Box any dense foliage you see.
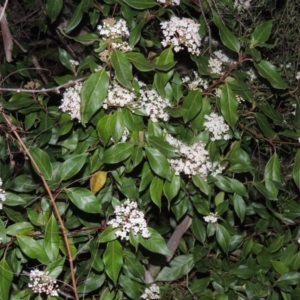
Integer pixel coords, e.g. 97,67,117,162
1,0,300,299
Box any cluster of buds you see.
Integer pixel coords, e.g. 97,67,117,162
203,213,219,223
108,200,151,240
28,269,59,297
0,178,6,209
203,112,231,141
141,284,161,299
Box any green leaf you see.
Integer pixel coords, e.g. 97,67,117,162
44,214,59,261
156,254,194,281
126,52,154,71
268,235,284,253
277,272,300,285
0,260,13,300
123,0,157,9
29,147,52,180
81,70,109,125
227,178,248,197
77,273,105,294
111,50,132,89
271,261,289,275
103,143,133,164
139,162,154,192
66,188,102,213
192,175,211,196
220,84,238,128
17,236,49,264
233,194,246,222
216,224,231,253
139,228,171,256
129,19,145,46
58,48,74,71
124,256,144,279
292,150,300,190
65,3,83,33
182,90,202,123
97,226,117,243
119,275,141,299
150,176,164,209
148,136,178,158
45,257,66,278
254,60,288,89
163,172,181,203
213,13,240,53
59,153,88,181
231,264,257,279
6,222,33,236
46,0,63,23
146,148,172,180
192,216,206,243
265,153,281,183
251,20,273,45
103,240,123,285
256,113,278,139
97,114,112,145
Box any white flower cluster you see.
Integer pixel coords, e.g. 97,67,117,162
165,133,224,177
203,112,231,141
234,0,251,11
208,57,223,75
203,213,218,223
213,50,234,66
98,18,132,51
69,59,79,67
182,71,208,91
102,80,171,122
296,72,300,80
138,88,171,122
160,16,201,56
246,68,257,81
28,269,59,297
107,200,151,240
103,81,136,109
0,178,6,209
141,284,161,300
59,83,82,121
157,0,180,5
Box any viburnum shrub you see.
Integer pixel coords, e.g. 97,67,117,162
1,0,300,299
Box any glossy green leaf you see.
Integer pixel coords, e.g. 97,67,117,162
124,256,144,279
139,162,154,191
65,3,83,33
129,19,145,46
66,188,102,213
123,0,157,9
44,214,59,261
103,143,133,164
277,272,300,285
103,240,123,285
126,52,154,71
192,175,210,195
139,228,171,256
213,13,240,53
46,0,63,23
182,90,202,123
150,176,164,209
0,260,13,300
233,194,246,222
119,275,141,299
81,70,109,125
265,153,281,183
6,222,33,236
256,113,278,139
17,236,49,264
148,136,178,158
220,84,238,128
254,60,288,89
271,260,289,275
58,48,73,71
77,273,105,294
251,20,273,45
292,150,300,190
111,50,132,89
29,147,52,180
146,148,172,180
231,264,257,279
97,226,117,243
59,153,88,181
216,224,231,253
97,114,112,145
163,172,180,203
192,216,206,243
156,254,194,281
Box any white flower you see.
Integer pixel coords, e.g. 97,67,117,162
246,68,257,81
165,133,224,177
108,200,151,240
160,16,201,56
203,213,218,223
213,50,234,65
234,0,252,11
98,18,130,40
141,284,161,299
203,112,231,141
0,178,6,210
182,71,208,91
28,269,59,297
157,0,180,5
69,59,79,67
208,57,223,75
59,83,82,121
296,72,300,80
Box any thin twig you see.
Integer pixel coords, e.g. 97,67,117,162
0,0,8,22
1,113,79,300
0,77,87,93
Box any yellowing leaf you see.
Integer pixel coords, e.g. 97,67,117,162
90,171,107,194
